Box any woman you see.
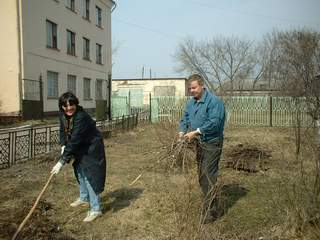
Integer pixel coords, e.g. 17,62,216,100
51,91,106,222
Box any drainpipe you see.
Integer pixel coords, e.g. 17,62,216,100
16,0,23,118
109,0,116,120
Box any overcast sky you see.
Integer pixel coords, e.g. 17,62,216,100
111,0,320,79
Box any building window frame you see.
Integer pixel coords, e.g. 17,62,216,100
96,43,102,64
82,0,90,20
95,79,103,100
95,6,102,28
47,71,59,98
67,30,76,56
65,0,75,11
46,20,58,49
67,74,77,94
83,37,90,60
83,77,91,99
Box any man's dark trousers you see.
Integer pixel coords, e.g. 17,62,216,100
196,138,223,216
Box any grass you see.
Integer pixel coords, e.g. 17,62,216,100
0,124,319,239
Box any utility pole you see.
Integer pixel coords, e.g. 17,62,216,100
141,66,145,79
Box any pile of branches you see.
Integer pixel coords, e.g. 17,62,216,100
158,138,196,172
153,122,196,172
224,143,272,172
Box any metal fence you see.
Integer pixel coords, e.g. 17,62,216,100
146,96,314,127
0,125,59,169
0,115,139,169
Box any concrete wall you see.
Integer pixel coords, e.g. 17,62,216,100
0,0,21,116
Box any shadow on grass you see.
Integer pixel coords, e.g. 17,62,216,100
102,187,144,213
218,183,249,217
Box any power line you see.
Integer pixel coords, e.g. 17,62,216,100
186,0,320,26
113,17,183,39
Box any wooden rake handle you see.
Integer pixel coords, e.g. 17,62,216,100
12,173,55,240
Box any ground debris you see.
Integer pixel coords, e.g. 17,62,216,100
224,143,272,172
0,200,74,240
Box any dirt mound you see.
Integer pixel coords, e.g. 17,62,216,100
0,200,74,240
224,143,272,172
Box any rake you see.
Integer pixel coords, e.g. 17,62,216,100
12,173,55,240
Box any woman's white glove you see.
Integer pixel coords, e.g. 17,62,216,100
61,146,65,155
51,162,63,175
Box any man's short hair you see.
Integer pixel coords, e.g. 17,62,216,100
188,73,204,86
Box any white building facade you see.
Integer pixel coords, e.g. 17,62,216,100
0,0,115,118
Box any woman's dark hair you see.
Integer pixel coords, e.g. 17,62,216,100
58,91,79,112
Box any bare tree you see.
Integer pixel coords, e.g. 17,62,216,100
271,30,320,123
272,30,320,228
174,36,258,95
252,30,281,93
174,37,215,92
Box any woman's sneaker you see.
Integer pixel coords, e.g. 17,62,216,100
83,211,102,222
70,198,89,207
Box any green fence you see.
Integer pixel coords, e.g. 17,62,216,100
111,96,129,118
111,95,315,127
112,95,314,127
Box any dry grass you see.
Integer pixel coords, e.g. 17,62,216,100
0,124,319,239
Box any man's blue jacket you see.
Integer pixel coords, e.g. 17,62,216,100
179,89,225,143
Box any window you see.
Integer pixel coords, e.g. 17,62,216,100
82,0,90,20
83,37,90,60
96,43,102,64
95,79,103,100
67,30,76,55
47,71,59,98
46,20,57,49
65,0,75,11
95,6,102,27
83,78,91,99
67,75,77,94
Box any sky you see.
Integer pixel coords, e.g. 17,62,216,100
111,0,320,79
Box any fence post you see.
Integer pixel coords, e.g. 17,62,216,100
269,96,273,127
39,74,44,121
128,91,131,115
149,93,152,123
122,115,125,131
30,126,34,159
136,113,138,126
127,115,130,130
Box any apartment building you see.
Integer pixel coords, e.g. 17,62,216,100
0,0,115,119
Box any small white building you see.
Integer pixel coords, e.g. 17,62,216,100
0,0,115,119
112,77,188,106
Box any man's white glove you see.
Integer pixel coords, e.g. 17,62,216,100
61,146,65,155
51,161,63,175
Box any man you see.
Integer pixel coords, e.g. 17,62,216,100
179,74,225,224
